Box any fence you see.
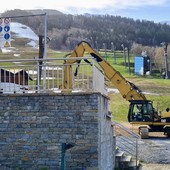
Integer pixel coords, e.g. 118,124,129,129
0,13,107,95
0,57,107,95
113,121,140,168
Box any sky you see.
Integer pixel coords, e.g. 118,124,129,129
1,0,170,23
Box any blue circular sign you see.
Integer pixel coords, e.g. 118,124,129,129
4,33,10,40
4,25,10,32
0,26,2,32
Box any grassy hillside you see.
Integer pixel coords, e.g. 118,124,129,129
109,82,170,122
104,53,170,123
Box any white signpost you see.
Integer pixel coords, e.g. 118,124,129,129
0,17,11,48
0,18,4,48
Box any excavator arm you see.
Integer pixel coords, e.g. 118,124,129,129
63,41,170,138
63,41,146,101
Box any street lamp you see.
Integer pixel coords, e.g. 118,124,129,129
161,42,169,79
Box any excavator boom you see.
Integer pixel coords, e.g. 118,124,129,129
63,41,170,138
63,41,146,101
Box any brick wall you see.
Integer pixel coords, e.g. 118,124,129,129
0,93,115,170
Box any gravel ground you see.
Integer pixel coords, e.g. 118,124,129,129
136,131,170,169
140,163,170,170
139,134,170,163
120,123,170,169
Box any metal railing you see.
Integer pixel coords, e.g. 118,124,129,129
0,57,107,95
113,121,140,168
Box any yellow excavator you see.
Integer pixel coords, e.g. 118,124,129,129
62,41,170,138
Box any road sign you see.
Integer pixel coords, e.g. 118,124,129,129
4,25,10,32
0,17,11,48
4,18,10,24
4,41,10,47
4,33,10,40
0,26,2,32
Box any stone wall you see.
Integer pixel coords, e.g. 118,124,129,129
0,93,115,170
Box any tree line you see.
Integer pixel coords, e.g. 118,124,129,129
2,9,170,75
1,9,170,51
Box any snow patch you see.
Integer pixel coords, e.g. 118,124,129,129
1,47,12,53
27,40,38,48
13,54,21,57
107,88,159,95
107,88,119,93
0,82,28,94
11,22,38,41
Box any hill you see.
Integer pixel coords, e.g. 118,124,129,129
1,9,170,51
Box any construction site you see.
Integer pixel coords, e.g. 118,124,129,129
0,13,170,170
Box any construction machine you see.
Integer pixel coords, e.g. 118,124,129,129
62,41,170,138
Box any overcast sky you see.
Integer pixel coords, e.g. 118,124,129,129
1,0,170,23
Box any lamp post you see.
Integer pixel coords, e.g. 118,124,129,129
161,42,169,79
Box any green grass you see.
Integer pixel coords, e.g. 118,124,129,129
99,52,170,123
106,53,170,122
110,92,170,123
1,47,170,123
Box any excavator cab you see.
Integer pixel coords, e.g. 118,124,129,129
128,100,155,123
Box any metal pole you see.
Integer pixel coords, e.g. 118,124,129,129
90,37,94,48
124,48,127,67
95,40,98,51
37,61,40,93
136,139,138,169
164,43,169,79
114,49,116,64
161,42,169,79
61,143,75,170
127,48,130,75
121,44,126,67
43,13,47,92
61,143,66,170
36,35,44,93
149,57,152,75
92,59,95,90
103,43,107,59
111,42,116,64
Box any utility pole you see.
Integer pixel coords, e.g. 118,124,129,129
121,44,126,67
127,47,131,75
111,42,116,64
161,42,169,79
103,43,107,59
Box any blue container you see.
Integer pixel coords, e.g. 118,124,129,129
134,56,144,75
